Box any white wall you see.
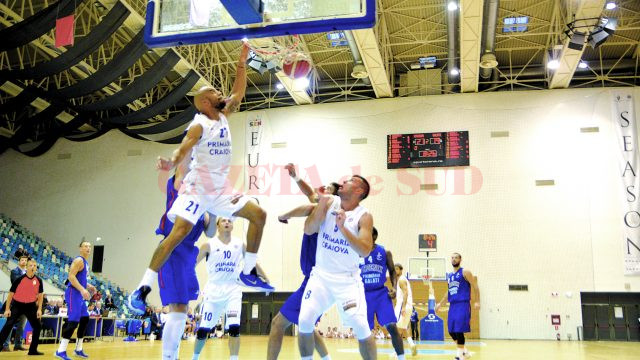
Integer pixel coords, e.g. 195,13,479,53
1,87,639,339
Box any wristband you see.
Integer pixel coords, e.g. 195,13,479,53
293,175,300,182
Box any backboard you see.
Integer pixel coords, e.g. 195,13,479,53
144,0,376,48
407,257,447,281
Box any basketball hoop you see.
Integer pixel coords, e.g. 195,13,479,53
245,35,311,77
421,275,431,286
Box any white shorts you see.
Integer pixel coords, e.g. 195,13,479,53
199,289,242,329
167,192,252,225
298,267,370,339
395,304,412,330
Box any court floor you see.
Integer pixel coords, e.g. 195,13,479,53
4,336,638,359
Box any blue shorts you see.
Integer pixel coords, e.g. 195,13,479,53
65,287,88,322
365,287,397,329
280,277,309,325
158,242,199,306
448,301,471,333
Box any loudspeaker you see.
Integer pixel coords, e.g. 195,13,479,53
92,245,104,273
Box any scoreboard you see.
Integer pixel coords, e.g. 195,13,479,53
387,131,470,169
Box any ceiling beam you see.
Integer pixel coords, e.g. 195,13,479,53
459,0,484,92
351,29,393,98
548,0,607,89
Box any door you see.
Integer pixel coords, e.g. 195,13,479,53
611,305,628,341
626,305,639,341
581,305,597,340
596,306,611,340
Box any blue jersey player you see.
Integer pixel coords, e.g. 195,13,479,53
153,162,215,360
266,164,335,360
55,241,96,360
359,227,406,359
436,253,480,360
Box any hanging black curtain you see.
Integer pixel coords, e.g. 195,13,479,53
93,70,199,125
0,0,81,52
126,106,196,135
0,2,130,80
77,50,180,111
0,89,38,115
52,30,148,98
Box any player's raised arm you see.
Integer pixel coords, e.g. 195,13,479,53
304,195,332,235
285,163,317,203
222,42,250,117
278,204,315,223
336,211,373,257
157,124,203,171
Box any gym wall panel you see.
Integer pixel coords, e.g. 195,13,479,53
0,87,639,339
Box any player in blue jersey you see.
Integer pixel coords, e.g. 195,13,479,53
266,163,336,360
55,241,96,360
360,227,406,359
154,159,216,360
435,253,480,360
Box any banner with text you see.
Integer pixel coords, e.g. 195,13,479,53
612,91,640,275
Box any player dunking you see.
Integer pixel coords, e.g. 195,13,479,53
267,164,333,360
129,42,273,316
436,253,480,360
298,175,377,360
192,217,269,360
359,228,406,359
394,263,417,356
54,241,96,360
155,158,215,360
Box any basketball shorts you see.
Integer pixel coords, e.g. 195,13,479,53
65,287,88,322
168,190,252,225
298,267,370,339
395,304,412,330
159,243,199,306
365,287,397,329
448,301,471,333
198,289,242,330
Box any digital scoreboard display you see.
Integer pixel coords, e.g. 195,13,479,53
387,131,470,169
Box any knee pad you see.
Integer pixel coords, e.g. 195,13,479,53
62,321,79,339
227,324,240,337
196,328,210,340
449,332,458,341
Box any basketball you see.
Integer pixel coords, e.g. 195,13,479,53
282,57,311,79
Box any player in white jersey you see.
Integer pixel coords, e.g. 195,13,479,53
298,175,377,360
394,263,417,356
129,42,273,319
191,217,269,360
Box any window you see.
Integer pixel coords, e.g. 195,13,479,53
503,16,529,33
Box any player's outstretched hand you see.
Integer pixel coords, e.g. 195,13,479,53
284,163,296,178
157,156,174,171
278,215,289,224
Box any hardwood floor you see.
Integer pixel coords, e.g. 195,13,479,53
3,336,639,359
